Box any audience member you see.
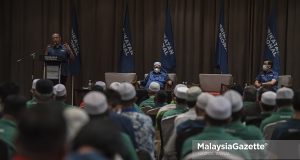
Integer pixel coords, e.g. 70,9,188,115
224,90,263,140
116,82,155,159
139,81,160,108
53,84,73,108
0,95,26,159
14,103,66,160
27,79,54,108
181,96,250,159
63,107,90,142
272,90,300,139
83,91,138,160
174,86,202,127
0,82,20,115
154,90,168,108
260,87,294,131
26,79,39,107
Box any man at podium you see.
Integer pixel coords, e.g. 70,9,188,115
45,33,74,85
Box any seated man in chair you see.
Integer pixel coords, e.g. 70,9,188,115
138,62,172,89
254,60,279,91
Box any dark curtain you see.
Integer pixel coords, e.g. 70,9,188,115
1,0,300,99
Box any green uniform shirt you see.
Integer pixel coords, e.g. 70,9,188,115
26,98,37,108
0,119,17,158
260,106,294,131
121,133,139,160
181,126,251,159
226,121,263,140
162,104,188,119
139,96,155,108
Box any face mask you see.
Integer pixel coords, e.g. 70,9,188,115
154,68,160,73
262,65,269,71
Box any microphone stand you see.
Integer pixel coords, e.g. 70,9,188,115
17,52,37,81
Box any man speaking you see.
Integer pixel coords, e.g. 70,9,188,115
255,60,279,91
45,33,74,85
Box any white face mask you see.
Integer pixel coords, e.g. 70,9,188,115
154,68,160,73
262,65,269,71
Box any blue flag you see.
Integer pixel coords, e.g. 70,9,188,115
160,3,176,73
215,2,229,74
120,5,134,73
264,9,280,74
69,1,81,75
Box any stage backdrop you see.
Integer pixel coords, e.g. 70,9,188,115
1,0,300,98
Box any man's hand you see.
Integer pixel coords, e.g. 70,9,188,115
63,43,75,60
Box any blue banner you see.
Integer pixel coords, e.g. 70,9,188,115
160,3,176,73
264,9,280,74
120,5,134,73
215,2,229,74
69,1,81,75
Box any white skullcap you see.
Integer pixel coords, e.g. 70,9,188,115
205,96,232,120
223,90,243,112
174,84,187,95
186,86,202,102
149,82,160,92
95,81,106,90
261,91,276,106
83,91,108,115
64,107,90,142
154,62,161,67
118,82,136,101
32,79,40,89
196,92,215,109
109,82,121,91
174,86,188,100
276,87,294,99
53,84,67,97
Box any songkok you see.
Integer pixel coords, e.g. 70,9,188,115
154,62,161,67
83,91,108,115
224,90,243,112
174,86,188,100
53,84,67,97
35,79,53,96
261,91,276,106
149,82,160,92
31,79,40,89
276,87,294,99
196,92,214,109
64,107,89,141
118,83,136,101
95,81,106,90
186,86,202,102
205,96,231,120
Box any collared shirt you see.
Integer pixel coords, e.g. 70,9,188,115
0,118,17,159
139,96,155,108
174,108,197,127
260,106,294,131
47,44,70,76
121,107,155,160
143,71,169,89
26,98,37,108
162,104,188,119
256,70,279,91
226,121,263,140
181,126,251,159
109,112,137,148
